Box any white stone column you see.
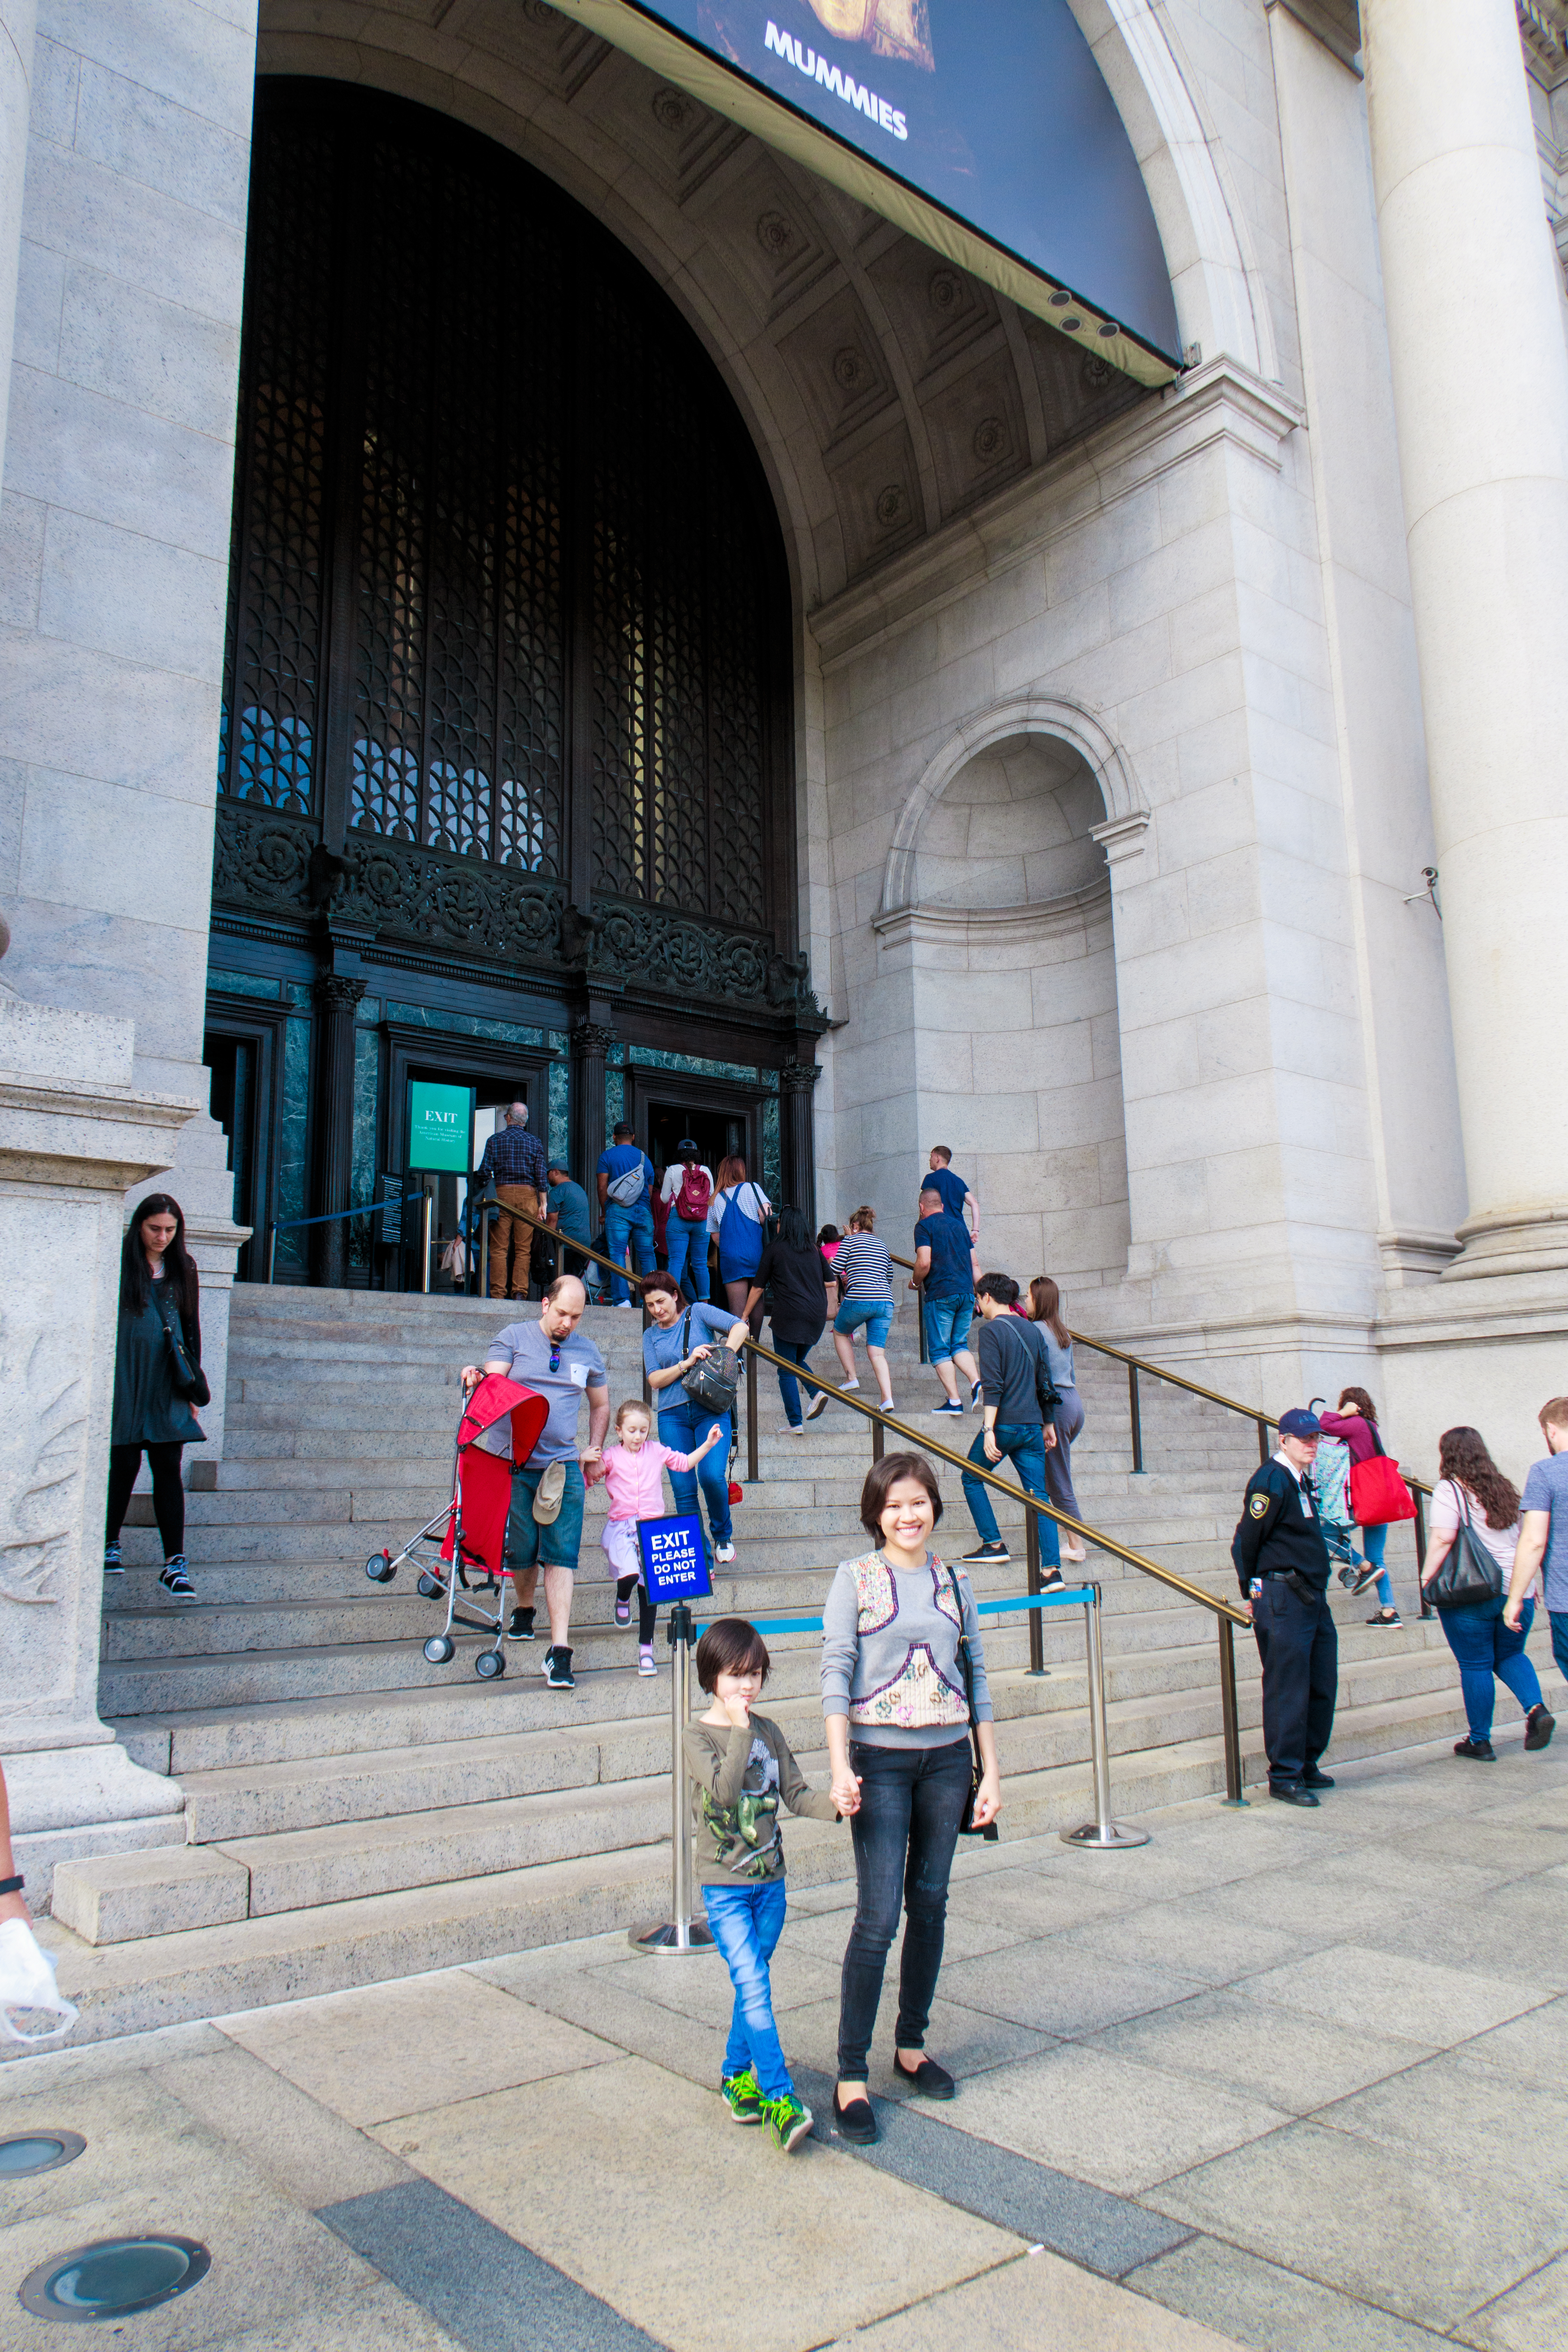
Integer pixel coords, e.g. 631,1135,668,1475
0,0,35,478
1364,0,1568,1277
0,1001,189,1905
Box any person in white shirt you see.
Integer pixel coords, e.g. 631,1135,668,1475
660,1140,715,1302
1421,1424,1554,1761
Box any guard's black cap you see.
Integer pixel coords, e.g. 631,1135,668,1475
1277,1408,1322,1440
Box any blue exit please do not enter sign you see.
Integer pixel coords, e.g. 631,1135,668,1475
637,1513,713,1603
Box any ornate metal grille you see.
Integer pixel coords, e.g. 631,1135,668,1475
218,81,787,940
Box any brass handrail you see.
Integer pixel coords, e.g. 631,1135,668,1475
739,1330,1249,1629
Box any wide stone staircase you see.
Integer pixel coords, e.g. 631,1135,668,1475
40,1285,1552,2043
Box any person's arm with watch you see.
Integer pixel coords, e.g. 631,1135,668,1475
646,1305,748,1392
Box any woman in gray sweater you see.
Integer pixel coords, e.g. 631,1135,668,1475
821,1452,1000,2144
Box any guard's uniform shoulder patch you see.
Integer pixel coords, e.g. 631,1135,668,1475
1249,1493,1270,1519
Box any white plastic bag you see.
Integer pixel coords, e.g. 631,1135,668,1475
0,1916,78,2046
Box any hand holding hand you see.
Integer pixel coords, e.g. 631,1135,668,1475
830,1767,862,1817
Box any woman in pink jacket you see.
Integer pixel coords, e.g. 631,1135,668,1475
1319,1386,1401,1627
599,1400,724,1673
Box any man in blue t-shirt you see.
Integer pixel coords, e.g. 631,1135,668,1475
1506,1396,1568,1690
921,1145,978,1242
912,1184,980,1415
596,1122,656,1307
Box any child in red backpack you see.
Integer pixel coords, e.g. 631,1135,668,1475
660,1140,714,1302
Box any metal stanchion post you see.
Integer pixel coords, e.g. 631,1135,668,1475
872,1412,884,1464
1061,1585,1149,1850
1412,1484,1432,1618
420,1191,432,1295
746,1347,759,1482
1128,1363,1145,1473
642,1304,652,1409
1025,1511,1047,1677
1217,1613,1247,1805
266,1227,278,1286
629,1601,716,1956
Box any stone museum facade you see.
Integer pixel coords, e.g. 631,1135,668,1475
0,3,1565,1854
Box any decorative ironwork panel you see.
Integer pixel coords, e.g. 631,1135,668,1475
219,114,334,812
217,82,790,970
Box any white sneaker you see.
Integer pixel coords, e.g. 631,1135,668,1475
638,1647,658,1676
777,1424,805,1436
804,1391,830,1421
879,1400,896,1415
615,1299,638,1310
716,1543,736,1564
839,1378,861,1393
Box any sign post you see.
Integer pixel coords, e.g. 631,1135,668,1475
630,1513,717,1957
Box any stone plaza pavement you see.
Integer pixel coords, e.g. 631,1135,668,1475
2,1733,1565,2351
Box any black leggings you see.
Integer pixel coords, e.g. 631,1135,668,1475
106,1442,185,1559
616,1574,658,1644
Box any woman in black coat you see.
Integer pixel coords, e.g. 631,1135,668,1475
104,1194,206,1599
745,1206,832,1433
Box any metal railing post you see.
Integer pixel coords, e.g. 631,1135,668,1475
1412,1481,1431,1617
746,1345,759,1482
420,1192,432,1295
1061,1585,1149,1850
1256,1416,1271,1467
872,1412,884,1464
642,1302,652,1409
1217,1613,1247,1805
630,1601,716,1957
916,1275,928,1365
1128,1362,1144,1474
1025,1509,1047,1677
266,1226,278,1286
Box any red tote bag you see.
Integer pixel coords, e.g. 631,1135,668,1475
1348,1424,1417,1528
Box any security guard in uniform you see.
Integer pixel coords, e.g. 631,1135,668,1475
1232,1407,1338,1807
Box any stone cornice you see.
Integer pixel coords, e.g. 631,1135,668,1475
808,359,1304,673
0,1072,199,1191
1265,1,1362,74
873,876,1112,952
1519,0,1568,83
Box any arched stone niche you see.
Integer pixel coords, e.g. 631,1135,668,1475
873,716,1141,1291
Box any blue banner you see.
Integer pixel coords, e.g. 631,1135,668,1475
637,1511,715,1602
554,0,1179,381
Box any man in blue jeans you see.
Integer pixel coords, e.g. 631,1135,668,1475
911,1183,980,1415
1506,1395,1568,1687
596,1121,656,1307
959,1272,1060,1577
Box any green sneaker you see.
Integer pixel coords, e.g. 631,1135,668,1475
764,2092,814,2153
720,2069,763,2125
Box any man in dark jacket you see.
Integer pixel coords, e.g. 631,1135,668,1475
1233,1406,1338,1807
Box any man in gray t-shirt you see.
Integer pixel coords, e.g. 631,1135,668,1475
462,1275,609,1690
1506,1396,1568,1696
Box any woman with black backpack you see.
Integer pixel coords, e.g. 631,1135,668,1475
103,1194,208,1600
958,1273,1061,1582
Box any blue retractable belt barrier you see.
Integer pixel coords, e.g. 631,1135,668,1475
693,1586,1096,1639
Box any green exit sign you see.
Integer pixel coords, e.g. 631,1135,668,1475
408,1079,474,1173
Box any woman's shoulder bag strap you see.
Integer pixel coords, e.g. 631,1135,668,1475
943,1564,998,1843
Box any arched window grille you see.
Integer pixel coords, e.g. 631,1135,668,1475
218,80,790,938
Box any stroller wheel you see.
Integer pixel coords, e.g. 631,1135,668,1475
423,1634,456,1665
475,1648,505,1680
416,1571,445,1599
365,1550,395,1583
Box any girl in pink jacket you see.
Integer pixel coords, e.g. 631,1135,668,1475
600,1400,724,1674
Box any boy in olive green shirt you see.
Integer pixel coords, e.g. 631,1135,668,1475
683,1617,842,2151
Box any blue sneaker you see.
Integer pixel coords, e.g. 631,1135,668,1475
103,1543,124,1575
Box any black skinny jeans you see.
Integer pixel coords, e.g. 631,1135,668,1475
106,1441,185,1559
837,1736,972,2082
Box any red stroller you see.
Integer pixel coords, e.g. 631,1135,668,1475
365,1373,548,1678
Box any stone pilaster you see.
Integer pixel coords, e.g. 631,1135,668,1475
777,1055,821,1225
570,1020,616,1199
1364,0,1568,1278
310,974,367,1288
0,1000,189,1905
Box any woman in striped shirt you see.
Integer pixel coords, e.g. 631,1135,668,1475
830,1206,897,1415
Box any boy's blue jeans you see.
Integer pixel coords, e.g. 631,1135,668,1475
702,1878,793,2101
961,1423,1061,1567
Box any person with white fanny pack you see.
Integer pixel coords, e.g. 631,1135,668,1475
0,1763,77,2049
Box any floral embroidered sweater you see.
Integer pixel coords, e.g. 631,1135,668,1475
820,1552,993,1749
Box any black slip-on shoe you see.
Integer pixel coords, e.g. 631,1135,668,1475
1524,1704,1556,1752
833,2090,878,2144
1269,1782,1319,1808
1454,1736,1496,1761
895,2055,956,2100
1303,1767,1335,1789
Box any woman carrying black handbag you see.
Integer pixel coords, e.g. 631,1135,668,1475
104,1194,207,1600
640,1274,750,1567
1421,1425,1554,1761
821,1451,1001,2146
